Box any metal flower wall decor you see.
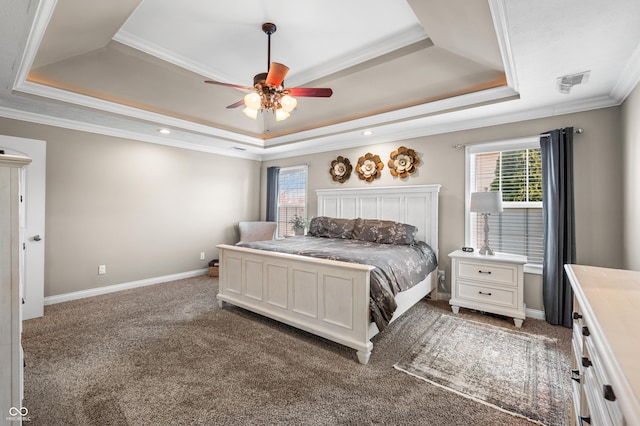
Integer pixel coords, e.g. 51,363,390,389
388,146,419,178
356,153,384,182
330,156,352,183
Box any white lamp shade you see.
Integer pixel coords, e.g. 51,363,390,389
242,107,258,120
275,108,290,121
280,95,297,113
244,92,262,110
470,191,503,213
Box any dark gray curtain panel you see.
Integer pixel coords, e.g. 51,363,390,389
541,128,576,327
266,166,280,222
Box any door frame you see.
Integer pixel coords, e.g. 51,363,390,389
0,135,46,319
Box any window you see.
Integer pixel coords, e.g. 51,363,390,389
466,138,543,265
276,165,307,238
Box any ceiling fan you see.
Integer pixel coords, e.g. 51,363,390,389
205,23,333,121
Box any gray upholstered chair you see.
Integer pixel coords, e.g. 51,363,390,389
237,221,277,243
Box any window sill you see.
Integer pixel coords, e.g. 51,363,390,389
524,263,543,275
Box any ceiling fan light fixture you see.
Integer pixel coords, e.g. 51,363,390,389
244,92,262,110
276,108,291,121
205,22,332,122
275,108,291,121
280,94,297,113
243,107,258,120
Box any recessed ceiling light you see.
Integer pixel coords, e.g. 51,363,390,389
362,130,373,136
158,128,171,134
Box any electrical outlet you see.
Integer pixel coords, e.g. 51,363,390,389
200,252,205,260
98,265,106,275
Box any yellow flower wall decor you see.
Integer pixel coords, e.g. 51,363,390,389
330,156,352,183
356,153,384,182
388,146,419,178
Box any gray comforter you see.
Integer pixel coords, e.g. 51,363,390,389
236,236,438,330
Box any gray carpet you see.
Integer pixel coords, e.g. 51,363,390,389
22,275,572,425
394,315,568,425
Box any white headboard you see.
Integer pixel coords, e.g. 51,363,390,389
316,184,440,257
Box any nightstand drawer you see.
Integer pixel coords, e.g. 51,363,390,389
457,261,518,286
457,280,517,309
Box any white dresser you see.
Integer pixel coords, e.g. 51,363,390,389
449,250,527,327
565,264,640,426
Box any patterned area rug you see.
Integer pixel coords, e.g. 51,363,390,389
394,315,568,425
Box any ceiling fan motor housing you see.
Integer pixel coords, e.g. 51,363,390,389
262,23,277,35
253,72,268,87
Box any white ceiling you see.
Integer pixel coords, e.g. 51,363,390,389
1,0,640,161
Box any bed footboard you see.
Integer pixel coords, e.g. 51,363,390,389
216,244,376,364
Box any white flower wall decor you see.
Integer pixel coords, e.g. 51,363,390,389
330,156,352,183
388,146,419,178
356,153,384,182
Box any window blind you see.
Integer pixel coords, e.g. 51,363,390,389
276,165,307,237
469,146,543,264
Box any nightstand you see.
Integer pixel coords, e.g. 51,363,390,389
448,250,527,327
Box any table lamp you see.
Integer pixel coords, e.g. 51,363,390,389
469,190,503,255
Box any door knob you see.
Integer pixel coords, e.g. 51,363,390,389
33,235,42,241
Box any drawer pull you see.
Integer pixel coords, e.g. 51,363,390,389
603,385,616,401
570,369,580,383
573,311,583,320
582,326,590,337
582,357,592,368
478,270,492,274
478,291,492,296
579,416,591,425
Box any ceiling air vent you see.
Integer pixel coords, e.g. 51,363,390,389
557,71,590,94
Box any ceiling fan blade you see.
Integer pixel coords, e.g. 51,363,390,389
287,87,333,98
205,80,253,92
226,99,246,109
265,62,289,87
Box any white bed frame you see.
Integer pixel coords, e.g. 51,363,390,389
216,184,440,364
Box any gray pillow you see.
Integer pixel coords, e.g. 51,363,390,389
307,217,356,239
352,218,417,245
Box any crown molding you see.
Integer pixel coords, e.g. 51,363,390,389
112,30,240,84
14,79,264,147
14,0,57,83
2,87,619,163
0,106,262,160
286,25,429,87
260,94,620,160
610,41,640,102
263,85,520,148
488,0,519,92
113,25,428,89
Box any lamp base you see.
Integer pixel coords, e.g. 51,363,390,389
479,212,495,255
478,245,495,255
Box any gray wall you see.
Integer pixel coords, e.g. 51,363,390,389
261,107,624,311
1,104,627,303
622,83,640,271
0,118,261,296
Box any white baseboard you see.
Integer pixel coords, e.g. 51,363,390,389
435,292,451,301
525,308,546,320
44,269,209,305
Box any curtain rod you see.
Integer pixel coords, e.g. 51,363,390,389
540,127,584,138
454,128,583,149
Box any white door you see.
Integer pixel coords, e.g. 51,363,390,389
0,135,46,319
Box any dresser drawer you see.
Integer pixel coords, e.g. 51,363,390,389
457,280,517,309
456,261,518,287
583,337,625,425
